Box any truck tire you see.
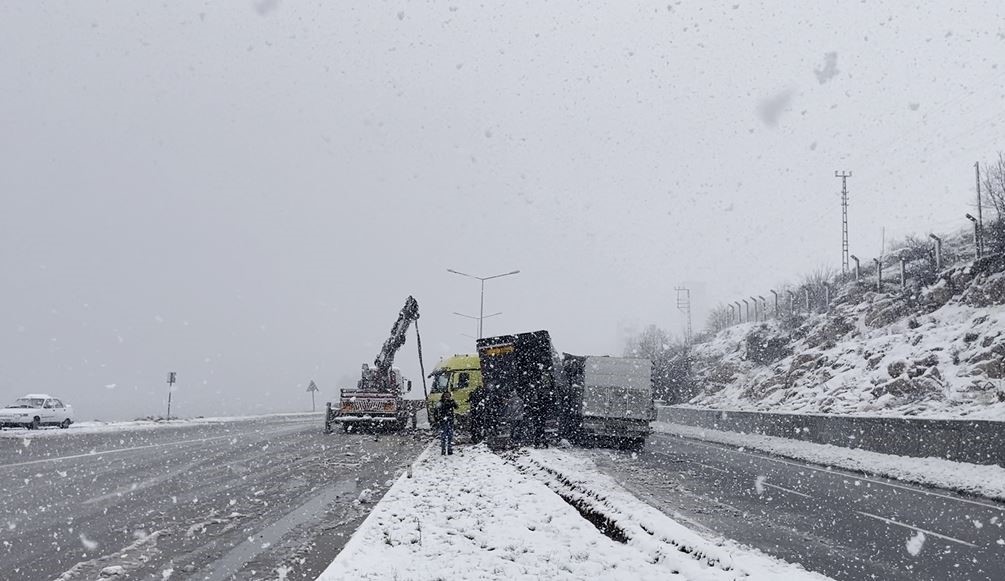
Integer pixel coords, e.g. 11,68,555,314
60,419,71,429
29,417,40,430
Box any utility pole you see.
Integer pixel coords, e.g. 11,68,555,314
850,255,861,282
976,162,984,256
836,171,852,279
675,286,692,344
166,372,176,420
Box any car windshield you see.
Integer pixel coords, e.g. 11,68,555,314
10,398,44,408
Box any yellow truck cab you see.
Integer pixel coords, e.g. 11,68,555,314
427,353,482,426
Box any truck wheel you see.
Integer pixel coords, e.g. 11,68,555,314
29,417,40,430
60,419,71,429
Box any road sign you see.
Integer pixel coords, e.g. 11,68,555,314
307,380,319,412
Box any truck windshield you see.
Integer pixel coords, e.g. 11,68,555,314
430,373,449,394
11,398,44,408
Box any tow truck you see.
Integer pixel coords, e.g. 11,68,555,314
324,296,426,433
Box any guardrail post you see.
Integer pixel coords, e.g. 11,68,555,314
324,402,333,434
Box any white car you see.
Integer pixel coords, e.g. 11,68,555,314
0,394,74,430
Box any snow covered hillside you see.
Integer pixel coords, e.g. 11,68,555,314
690,248,1005,420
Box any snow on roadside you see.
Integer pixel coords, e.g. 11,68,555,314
514,448,831,580
318,444,832,581
655,422,1005,501
0,411,322,439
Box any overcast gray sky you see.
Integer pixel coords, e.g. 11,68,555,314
2,1,1003,420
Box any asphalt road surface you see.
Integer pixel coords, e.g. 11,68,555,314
580,428,1005,581
0,415,427,580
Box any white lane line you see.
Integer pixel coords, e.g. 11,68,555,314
762,482,812,499
3,433,245,468
855,510,978,548
660,433,1005,511
695,462,729,473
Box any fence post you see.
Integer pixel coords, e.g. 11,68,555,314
929,234,943,272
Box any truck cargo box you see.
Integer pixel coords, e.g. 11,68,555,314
560,355,654,448
476,330,557,449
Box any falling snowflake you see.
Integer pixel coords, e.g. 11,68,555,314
906,531,926,556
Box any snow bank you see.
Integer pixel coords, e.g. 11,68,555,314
0,411,322,439
515,448,831,580
655,422,1005,501
318,444,831,580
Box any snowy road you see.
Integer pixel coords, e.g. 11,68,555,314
0,415,426,580
581,430,1005,581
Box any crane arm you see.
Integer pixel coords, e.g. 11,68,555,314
372,295,420,378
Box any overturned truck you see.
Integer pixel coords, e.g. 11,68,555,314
476,330,557,449
475,330,654,450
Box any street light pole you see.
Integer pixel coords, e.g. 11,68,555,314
453,311,501,339
966,214,980,260
447,269,520,338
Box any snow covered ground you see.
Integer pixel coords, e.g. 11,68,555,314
0,411,322,438
655,421,1005,501
318,443,831,580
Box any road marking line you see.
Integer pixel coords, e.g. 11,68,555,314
695,462,729,473
855,510,978,548
762,482,812,499
2,433,249,469
659,433,1005,512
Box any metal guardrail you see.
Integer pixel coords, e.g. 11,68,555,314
657,405,1005,466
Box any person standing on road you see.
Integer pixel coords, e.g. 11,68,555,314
438,389,458,455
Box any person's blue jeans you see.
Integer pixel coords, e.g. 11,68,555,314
440,421,454,455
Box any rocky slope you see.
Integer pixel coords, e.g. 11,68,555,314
689,254,1005,420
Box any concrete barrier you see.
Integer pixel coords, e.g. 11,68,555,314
657,406,1004,466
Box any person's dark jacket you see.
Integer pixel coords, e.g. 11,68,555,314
437,396,458,426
